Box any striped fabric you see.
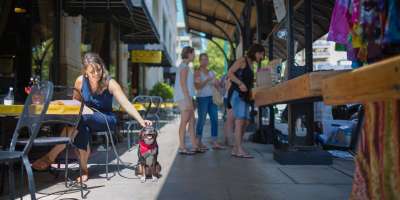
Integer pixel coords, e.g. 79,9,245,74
351,100,400,200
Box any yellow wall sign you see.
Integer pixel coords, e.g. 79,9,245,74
131,50,162,64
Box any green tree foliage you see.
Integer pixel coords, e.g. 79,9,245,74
193,39,230,79
149,82,174,100
32,39,53,81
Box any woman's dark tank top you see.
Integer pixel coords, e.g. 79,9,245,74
231,57,254,102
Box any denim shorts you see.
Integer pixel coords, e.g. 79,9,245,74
230,90,250,120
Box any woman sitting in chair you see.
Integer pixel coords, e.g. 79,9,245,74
32,52,152,182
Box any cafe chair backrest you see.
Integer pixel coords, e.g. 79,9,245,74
53,85,75,99
132,95,152,117
149,96,163,116
9,81,54,155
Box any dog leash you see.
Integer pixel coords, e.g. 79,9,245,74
90,107,140,179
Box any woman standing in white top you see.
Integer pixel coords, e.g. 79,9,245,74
194,53,225,150
174,46,203,154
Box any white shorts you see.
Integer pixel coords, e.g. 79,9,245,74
177,98,194,111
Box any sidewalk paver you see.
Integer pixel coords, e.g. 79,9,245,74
12,117,354,200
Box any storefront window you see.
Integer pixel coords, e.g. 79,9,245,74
31,0,55,81
81,17,92,54
109,24,118,79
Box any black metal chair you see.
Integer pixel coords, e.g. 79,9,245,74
148,96,163,131
16,85,87,198
0,81,53,200
125,96,152,149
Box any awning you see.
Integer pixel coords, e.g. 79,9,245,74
121,1,160,44
64,0,173,66
63,0,159,44
267,0,335,59
183,0,256,42
183,0,334,60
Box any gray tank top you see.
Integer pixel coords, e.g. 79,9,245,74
196,71,214,97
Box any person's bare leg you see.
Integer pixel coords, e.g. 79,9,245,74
188,110,199,150
76,146,90,182
223,109,234,146
179,110,190,150
234,119,247,155
47,127,77,161
32,127,75,170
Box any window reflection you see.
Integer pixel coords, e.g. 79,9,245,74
31,0,55,81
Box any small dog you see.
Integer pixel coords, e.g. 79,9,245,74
135,126,161,182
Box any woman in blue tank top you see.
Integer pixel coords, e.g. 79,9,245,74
32,53,152,182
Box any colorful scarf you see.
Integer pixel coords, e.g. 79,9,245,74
351,100,400,200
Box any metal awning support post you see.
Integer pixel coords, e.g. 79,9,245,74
241,1,256,124
242,0,253,53
304,0,314,145
256,1,276,144
287,0,296,146
215,0,244,49
268,36,276,136
187,14,236,61
256,38,277,144
53,0,62,85
254,0,262,44
305,0,313,73
287,0,314,147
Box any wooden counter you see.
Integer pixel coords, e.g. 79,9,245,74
254,70,347,106
322,55,400,105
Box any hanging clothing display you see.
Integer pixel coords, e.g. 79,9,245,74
350,100,400,200
328,0,400,67
328,0,351,44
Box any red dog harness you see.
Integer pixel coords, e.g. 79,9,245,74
139,140,157,156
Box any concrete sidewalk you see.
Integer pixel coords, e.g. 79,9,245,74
15,117,354,200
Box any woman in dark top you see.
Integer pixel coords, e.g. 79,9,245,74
228,44,265,158
32,52,152,182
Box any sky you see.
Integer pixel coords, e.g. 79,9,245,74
177,0,184,23
176,0,207,51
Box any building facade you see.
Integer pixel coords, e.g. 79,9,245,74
295,35,351,71
140,0,177,94
0,0,177,101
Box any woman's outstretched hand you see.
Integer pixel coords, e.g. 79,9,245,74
141,120,153,127
239,83,248,92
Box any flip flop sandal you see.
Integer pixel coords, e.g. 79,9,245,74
75,168,89,183
199,146,209,151
192,148,206,153
76,173,89,183
212,146,226,150
32,156,54,171
233,154,254,159
178,148,195,155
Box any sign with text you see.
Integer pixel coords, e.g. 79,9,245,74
131,50,162,64
273,0,286,22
